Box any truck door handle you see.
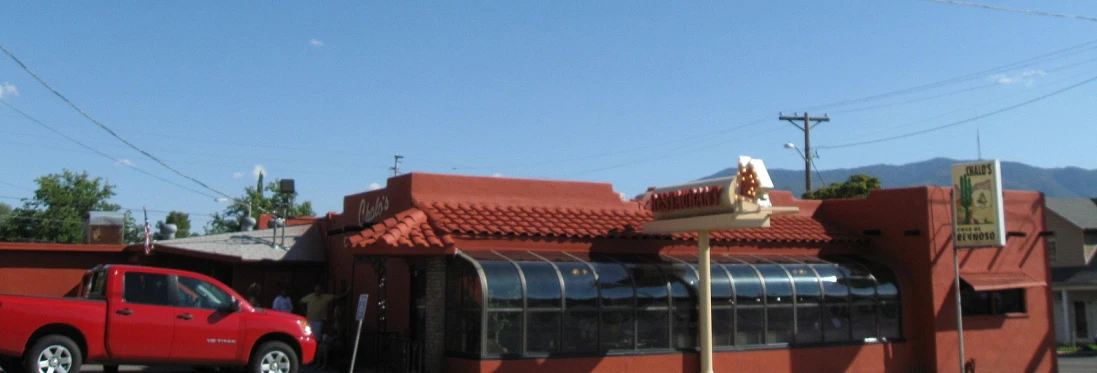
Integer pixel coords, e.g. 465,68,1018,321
177,313,193,320
116,309,133,316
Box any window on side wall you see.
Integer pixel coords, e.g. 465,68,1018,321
960,283,1025,316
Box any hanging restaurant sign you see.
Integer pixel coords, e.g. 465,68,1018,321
645,156,792,233
951,159,1006,248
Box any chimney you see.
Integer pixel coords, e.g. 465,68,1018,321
159,223,178,240
84,211,125,244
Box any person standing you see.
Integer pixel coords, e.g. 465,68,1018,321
271,286,294,313
245,282,262,306
300,283,349,334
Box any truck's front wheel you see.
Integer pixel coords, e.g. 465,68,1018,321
23,335,82,373
248,341,297,373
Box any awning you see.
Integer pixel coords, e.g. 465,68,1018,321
961,272,1046,291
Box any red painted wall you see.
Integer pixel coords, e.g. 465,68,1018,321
445,343,916,373
815,187,1056,373
0,249,128,296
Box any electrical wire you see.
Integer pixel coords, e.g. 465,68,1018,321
819,73,1097,149
929,0,1097,23
0,43,234,200
799,39,1097,111
0,99,219,199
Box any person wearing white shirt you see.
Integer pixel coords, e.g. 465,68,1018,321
272,287,294,313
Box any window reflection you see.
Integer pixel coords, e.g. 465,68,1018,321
445,252,903,357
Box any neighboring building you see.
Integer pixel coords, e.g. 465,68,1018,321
0,172,1057,373
1047,198,1097,345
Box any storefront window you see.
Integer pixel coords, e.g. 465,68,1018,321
482,261,522,309
789,265,823,344
518,261,562,308
445,252,903,358
486,312,522,355
527,311,561,353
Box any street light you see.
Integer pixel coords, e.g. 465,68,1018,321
783,143,823,195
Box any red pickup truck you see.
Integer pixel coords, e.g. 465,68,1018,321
0,265,316,373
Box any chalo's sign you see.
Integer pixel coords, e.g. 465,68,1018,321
951,159,1006,247
358,195,390,226
649,156,774,220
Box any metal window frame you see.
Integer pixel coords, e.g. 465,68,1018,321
445,252,904,359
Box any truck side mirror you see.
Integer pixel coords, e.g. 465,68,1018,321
218,299,239,313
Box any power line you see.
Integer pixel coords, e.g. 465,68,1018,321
800,38,1097,111
0,43,233,200
829,55,1097,115
819,73,1097,149
563,126,784,177
0,99,219,199
0,181,30,190
838,64,1097,143
929,0,1097,23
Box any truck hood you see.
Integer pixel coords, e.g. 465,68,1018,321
254,308,306,321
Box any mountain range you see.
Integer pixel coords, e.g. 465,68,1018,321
702,158,1097,198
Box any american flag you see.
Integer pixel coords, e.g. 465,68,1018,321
143,207,153,255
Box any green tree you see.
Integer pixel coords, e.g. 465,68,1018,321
0,202,12,230
205,180,314,234
0,170,138,243
156,211,192,238
802,173,882,200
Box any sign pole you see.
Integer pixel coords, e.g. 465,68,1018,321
348,294,369,373
698,230,713,373
949,188,966,373
953,239,966,373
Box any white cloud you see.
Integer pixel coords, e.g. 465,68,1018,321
0,82,17,99
309,39,324,47
492,173,504,177
114,159,136,167
232,172,244,179
993,69,1046,86
252,165,267,179
368,182,382,191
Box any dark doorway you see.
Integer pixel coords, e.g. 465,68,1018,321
1074,301,1088,340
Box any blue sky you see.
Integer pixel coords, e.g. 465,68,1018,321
1,1,1095,229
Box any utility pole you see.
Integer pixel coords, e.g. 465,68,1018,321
779,112,830,194
390,154,404,176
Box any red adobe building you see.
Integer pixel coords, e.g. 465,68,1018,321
319,172,1055,373
0,171,1056,372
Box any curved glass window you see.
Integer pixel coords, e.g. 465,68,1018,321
666,262,698,349
788,265,823,344
518,261,562,309
445,251,903,358
481,260,523,309
592,259,635,308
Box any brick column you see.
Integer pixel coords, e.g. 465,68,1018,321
423,256,447,373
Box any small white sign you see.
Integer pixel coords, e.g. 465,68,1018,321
355,294,369,321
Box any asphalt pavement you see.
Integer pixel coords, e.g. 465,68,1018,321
1060,353,1097,373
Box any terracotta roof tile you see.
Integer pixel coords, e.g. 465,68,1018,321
417,201,861,244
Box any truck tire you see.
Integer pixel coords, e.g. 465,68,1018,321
248,341,297,373
23,335,82,373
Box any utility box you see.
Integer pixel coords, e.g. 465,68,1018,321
84,211,125,244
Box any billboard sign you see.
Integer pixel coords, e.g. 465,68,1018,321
951,160,1006,248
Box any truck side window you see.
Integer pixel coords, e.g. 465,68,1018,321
123,272,173,306
85,270,108,299
177,276,232,310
